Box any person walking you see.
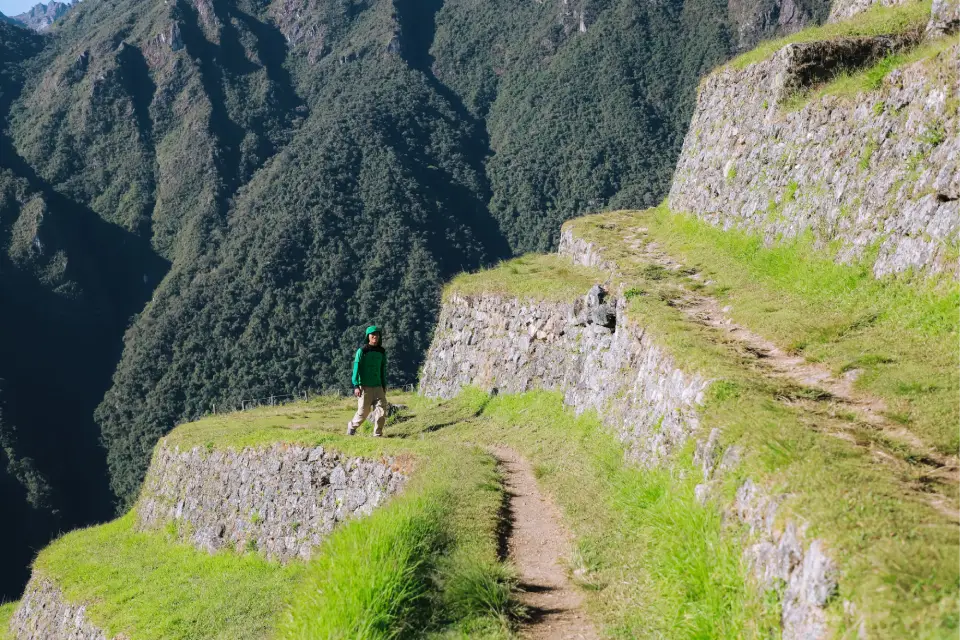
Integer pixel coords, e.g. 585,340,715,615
346,325,388,436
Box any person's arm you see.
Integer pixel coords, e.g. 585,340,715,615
351,348,363,388
381,351,387,391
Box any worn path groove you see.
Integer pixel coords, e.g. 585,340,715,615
592,222,958,520
492,446,598,640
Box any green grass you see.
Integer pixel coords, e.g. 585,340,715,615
782,36,957,110
0,602,16,639
390,391,777,638
28,392,516,639
445,253,603,302
726,1,932,70
32,513,306,640
565,207,959,454
558,209,959,637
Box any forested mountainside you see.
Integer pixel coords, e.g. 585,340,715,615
0,0,829,599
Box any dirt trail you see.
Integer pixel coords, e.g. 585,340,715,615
492,446,598,640
607,225,958,520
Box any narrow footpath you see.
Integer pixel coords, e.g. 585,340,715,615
614,224,958,521
492,446,598,640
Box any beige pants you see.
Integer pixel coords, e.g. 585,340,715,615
347,386,387,435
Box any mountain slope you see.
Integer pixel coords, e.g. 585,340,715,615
1,0,831,598
10,1,73,32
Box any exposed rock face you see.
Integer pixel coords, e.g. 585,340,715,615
668,38,959,279
734,481,837,639
137,443,407,562
828,0,910,22
142,18,185,67
12,1,72,31
728,0,816,52
419,225,838,638
927,0,960,35
9,575,109,640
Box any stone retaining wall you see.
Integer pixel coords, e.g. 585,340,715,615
9,576,109,640
137,443,407,562
668,37,959,279
927,0,960,34
419,226,839,638
419,287,708,467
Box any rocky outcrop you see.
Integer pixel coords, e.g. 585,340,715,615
11,1,72,31
828,0,910,22
728,0,818,52
143,20,184,67
137,443,408,562
668,37,959,279
927,0,960,35
9,575,108,640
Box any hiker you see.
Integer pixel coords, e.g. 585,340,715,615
346,325,388,436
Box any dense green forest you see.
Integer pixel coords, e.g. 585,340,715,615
0,0,829,599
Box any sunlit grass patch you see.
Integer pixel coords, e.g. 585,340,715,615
0,601,16,640
27,392,516,639
565,207,959,454
32,513,306,640
557,207,959,636
391,391,776,638
445,253,603,302
279,444,514,639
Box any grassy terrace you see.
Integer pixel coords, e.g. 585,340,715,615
15,389,777,639
725,0,932,69
21,393,516,640
391,391,776,638
560,207,958,637
444,253,601,302
782,36,958,110
11,206,957,638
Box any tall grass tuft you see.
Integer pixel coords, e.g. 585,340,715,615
280,495,447,639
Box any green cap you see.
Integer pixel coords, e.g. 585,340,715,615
365,325,381,336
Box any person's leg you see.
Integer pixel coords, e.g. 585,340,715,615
346,387,372,435
371,387,387,437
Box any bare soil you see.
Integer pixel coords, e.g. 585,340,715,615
492,446,599,640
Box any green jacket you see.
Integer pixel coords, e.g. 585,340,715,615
352,345,386,388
